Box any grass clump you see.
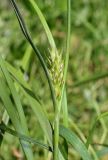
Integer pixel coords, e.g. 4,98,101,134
0,0,108,160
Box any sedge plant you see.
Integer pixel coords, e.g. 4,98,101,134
8,0,71,159
0,0,97,160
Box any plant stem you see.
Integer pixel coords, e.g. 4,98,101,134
53,112,59,160
62,88,68,127
54,0,71,121
10,0,57,111
57,0,71,115
63,0,71,83
53,1,71,158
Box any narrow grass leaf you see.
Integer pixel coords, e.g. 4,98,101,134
5,61,53,148
59,140,68,160
61,89,68,160
10,0,56,110
29,0,56,51
5,61,66,158
0,56,29,133
0,77,33,160
60,125,92,160
72,72,108,88
23,91,53,149
0,123,52,152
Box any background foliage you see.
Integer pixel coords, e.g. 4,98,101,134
0,0,108,159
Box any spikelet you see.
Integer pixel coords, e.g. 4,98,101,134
48,49,64,99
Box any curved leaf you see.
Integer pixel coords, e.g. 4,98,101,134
60,125,92,160
5,61,53,149
0,77,33,160
29,0,56,51
0,123,52,152
10,0,56,110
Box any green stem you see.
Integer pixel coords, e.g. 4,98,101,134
10,0,57,110
63,0,71,83
62,88,68,127
53,1,71,158
53,112,59,160
54,0,71,121
57,0,71,114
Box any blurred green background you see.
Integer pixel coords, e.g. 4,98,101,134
0,0,108,160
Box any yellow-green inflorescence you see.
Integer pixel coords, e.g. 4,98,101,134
48,49,64,99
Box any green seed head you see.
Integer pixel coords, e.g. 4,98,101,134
48,49,64,98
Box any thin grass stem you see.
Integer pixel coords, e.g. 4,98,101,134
9,0,57,110
53,1,71,159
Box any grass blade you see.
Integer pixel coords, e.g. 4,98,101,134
0,123,52,152
4,60,53,149
72,72,108,88
0,56,29,133
5,61,66,158
29,0,56,52
23,92,53,149
59,140,68,160
9,0,56,110
61,89,68,160
60,125,92,160
0,77,33,160
70,120,98,160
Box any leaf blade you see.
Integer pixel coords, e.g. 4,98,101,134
60,125,92,160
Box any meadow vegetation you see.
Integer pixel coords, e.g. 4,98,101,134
0,0,108,160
